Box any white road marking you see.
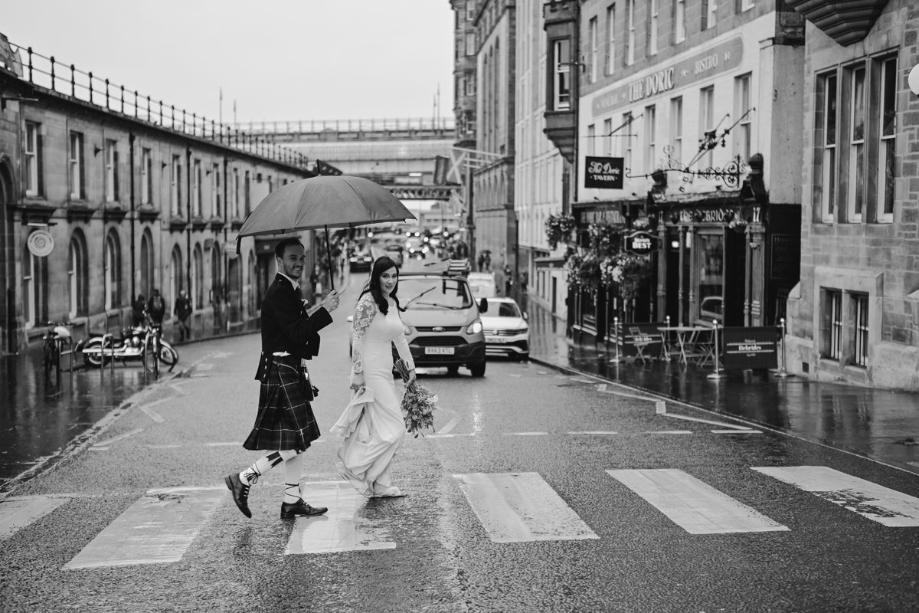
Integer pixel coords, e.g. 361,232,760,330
508,373,522,378
427,433,475,438
203,442,243,447
453,472,598,543
143,397,174,409
0,496,69,540
752,466,919,527
571,377,595,384
92,428,145,448
168,383,186,395
568,431,618,435
597,383,607,392
285,481,396,554
502,432,549,436
64,487,224,569
140,404,165,423
712,429,761,434
656,402,752,430
439,413,462,435
195,363,214,371
144,444,181,449
643,430,693,435
608,469,789,534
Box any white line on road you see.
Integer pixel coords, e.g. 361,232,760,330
712,429,761,434
453,472,599,543
502,432,549,436
285,481,396,554
568,431,618,435
439,413,462,435
0,496,69,540
607,469,789,534
655,402,753,430
144,444,181,449
752,466,919,527
64,487,224,569
140,404,165,423
427,433,475,438
168,383,187,395
92,428,145,448
643,430,693,435
203,442,244,447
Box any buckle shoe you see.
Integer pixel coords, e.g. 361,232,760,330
280,499,328,519
224,474,252,518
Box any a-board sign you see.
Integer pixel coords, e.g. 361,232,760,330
722,326,778,370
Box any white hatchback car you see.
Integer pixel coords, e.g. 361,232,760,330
480,297,529,361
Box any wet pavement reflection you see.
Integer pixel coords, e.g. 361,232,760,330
526,301,919,474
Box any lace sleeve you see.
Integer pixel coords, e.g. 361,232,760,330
351,295,377,374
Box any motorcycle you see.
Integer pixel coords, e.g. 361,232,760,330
76,321,179,373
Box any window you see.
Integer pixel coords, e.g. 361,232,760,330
674,0,686,43
847,66,866,223
819,73,837,222
699,86,715,168
193,159,202,217
734,74,752,163
854,293,869,367
878,56,896,222
24,121,41,197
104,231,121,310
588,124,596,156
741,0,754,10
553,39,571,111
232,167,240,218
244,170,251,216
626,0,635,65
670,96,683,166
69,131,84,200
68,234,86,319
141,148,153,205
170,247,183,313
465,70,476,95
212,163,221,217
105,139,119,202
704,0,717,30
649,0,659,55
645,105,656,172
140,230,154,299
465,32,475,56
171,155,182,216
623,112,633,172
466,0,475,21
193,244,204,308
588,17,598,83
824,289,842,360
603,118,613,155
605,4,616,76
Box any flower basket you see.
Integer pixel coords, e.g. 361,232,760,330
545,213,577,249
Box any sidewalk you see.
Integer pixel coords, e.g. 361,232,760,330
525,299,919,476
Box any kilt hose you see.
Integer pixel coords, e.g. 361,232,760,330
243,357,321,452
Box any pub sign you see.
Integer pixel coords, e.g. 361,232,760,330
585,156,624,189
625,231,656,255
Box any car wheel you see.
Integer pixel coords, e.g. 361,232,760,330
468,360,486,378
516,353,529,362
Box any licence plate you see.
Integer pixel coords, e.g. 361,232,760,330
425,347,455,355
486,336,508,343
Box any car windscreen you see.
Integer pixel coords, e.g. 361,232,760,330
400,277,473,310
496,302,520,318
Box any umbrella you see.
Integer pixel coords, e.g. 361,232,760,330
236,176,416,290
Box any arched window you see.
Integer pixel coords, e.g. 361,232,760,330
68,230,88,318
104,230,121,309
211,244,222,303
193,244,204,308
140,230,154,298
170,246,183,316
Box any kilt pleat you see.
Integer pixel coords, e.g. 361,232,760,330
243,361,321,451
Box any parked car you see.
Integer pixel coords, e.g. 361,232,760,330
349,251,374,272
699,296,724,324
467,272,498,299
480,297,529,361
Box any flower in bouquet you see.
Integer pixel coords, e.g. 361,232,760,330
394,359,437,438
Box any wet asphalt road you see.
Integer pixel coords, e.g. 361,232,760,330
2,274,919,612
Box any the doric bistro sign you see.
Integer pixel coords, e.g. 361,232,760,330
592,37,744,117
669,205,762,225
784,0,889,46
584,156,625,189
580,207,627,225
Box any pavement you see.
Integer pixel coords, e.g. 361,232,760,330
524,298,919,477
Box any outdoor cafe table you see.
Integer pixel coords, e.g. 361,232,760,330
658,326,713,366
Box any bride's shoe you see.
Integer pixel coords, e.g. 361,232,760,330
372,485,406,498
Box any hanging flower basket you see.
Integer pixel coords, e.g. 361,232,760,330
577,254,602,288
615,254,654,300
545,213,577,250
564,251,583,286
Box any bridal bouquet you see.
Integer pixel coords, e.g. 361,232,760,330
395,359,437,438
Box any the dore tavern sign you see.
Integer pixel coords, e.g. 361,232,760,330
585,156,624,189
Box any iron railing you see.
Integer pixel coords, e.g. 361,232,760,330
233,117,455,135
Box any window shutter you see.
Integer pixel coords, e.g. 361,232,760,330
78,138,85,199
114,150,120,201
36,134,44,197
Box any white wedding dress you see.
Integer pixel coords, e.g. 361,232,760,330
330,294,414,498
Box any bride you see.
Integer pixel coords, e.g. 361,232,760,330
331,256,416,498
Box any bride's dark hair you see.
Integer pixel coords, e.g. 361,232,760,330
359,256,403,315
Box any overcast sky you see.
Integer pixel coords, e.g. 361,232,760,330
4,0,455,124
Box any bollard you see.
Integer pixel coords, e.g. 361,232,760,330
772,318,794,379
609,317,623,364
662,315,671,360
706,319,727,380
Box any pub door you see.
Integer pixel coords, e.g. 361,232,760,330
665,231,680,323
724,228,746,327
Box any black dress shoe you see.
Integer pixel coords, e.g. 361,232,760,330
224,474,252,518
280,499,328,519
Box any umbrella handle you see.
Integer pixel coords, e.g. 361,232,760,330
325,225,335,292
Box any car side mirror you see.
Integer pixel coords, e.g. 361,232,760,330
523,311,528,320
479,298,488,313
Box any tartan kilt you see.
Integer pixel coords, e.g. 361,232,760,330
243,359,321,451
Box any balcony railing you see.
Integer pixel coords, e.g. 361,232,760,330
233,117,455,135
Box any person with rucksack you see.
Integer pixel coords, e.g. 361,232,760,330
147,289,166,326
174,290,192,341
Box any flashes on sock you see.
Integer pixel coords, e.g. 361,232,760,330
283,483,301,505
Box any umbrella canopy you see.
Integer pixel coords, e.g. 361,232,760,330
236,175,416,239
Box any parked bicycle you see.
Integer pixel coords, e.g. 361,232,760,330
41,321,73,382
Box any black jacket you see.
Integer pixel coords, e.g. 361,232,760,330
255,273,332,379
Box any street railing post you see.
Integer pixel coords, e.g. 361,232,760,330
773,317,793,379
609,316,623,364
706,320,727,380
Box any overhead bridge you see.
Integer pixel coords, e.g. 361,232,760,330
386,185,459,200
233,117,455,143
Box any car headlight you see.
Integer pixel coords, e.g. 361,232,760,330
466,320,483,334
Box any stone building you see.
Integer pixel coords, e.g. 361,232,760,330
452,0,479,149
573,0,805,340
0,37,310,354
783,0,919,390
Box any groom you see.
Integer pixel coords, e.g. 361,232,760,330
225,237,340,519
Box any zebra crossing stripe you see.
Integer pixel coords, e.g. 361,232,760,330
752,466,919,527
0,496,68,540
285,481,396,554
453,472,599,543
63,487,224,569
607,469,789,534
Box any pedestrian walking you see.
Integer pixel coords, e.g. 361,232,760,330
132,294,146,327
174,290,192,341
504,264,513,296
225,237,341,519
146,289,166,327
